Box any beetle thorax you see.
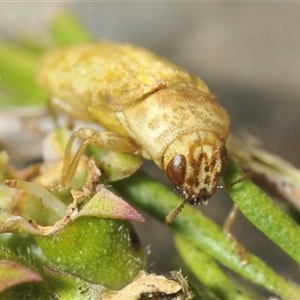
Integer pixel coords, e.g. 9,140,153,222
163,131,227,205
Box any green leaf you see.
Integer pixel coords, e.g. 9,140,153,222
78,185,144,221
0,260,42,293
4,179,67,221
174,234,249,300
113,170,300,299
50,12,93,46
89,146,144,182
0,244,51,299
0,41,47,107
223,157,300,265
35,216,146,290
42,267,108,300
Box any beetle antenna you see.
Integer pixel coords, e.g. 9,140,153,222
165,198,190,224
217,172,253,189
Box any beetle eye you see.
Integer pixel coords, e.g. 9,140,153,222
166,154,186,186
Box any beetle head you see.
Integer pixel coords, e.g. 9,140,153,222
163,131,227,222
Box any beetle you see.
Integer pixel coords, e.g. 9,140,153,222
38,41,230,222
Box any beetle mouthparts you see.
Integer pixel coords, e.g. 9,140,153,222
190,196,209,206
174,185,210,206
166,187,211,224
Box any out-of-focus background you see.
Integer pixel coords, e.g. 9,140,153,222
1,2,300,291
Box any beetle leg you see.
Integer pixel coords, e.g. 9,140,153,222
59,128,139,189
223,203,239,233
223,204,248,264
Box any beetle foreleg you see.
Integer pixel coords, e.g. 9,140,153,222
223,204,248,265
59,128,139,189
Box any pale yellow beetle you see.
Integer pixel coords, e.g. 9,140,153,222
38,41,230,222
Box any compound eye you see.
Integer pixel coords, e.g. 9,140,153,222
166,154,186,186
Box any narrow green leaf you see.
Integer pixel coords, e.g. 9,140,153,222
0,41,47,107
113,170,300,299
14,37,48,55
0,13,92,108
51,12,93,46
223,157,300,265
174,234,258,300
174,234,250,300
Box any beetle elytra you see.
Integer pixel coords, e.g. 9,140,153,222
38,41,230,222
